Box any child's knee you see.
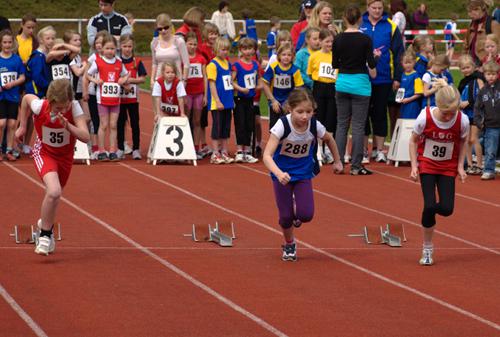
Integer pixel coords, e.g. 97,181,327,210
46,186,62,201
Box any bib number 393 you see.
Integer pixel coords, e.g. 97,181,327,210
101,82,120,98
423,139,453,161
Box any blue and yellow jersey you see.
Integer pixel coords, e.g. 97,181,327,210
400,71,423,118
207,57,234,110
232,59,259,98
262,62,304,104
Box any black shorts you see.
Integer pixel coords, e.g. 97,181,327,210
75,92,83,100
0,100,19,120
253,103,261,116
211,109,232,140
201,106,209,128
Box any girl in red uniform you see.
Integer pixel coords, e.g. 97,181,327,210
409,85,469,266
152,62,187,119
15,79,90,256
87,34,128,161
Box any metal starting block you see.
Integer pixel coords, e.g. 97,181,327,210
10,223,62,244
348,224,406,247
186,221,236,247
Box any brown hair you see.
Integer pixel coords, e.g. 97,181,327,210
101,33,117,48
276,43,294,63
270,16,280,28
47,79,74,104
410,35,433,53
63,29,79,43
203,23,219,40
160,62,178,76
402,49,416,63
94,30,111,50
319,28,333,40
185,31,198,43
183,7,205,28
483,60,500,74
467,0,489,11
284,87,317,112
343,4,361,26
238,37,257,50
0,30,15,52
429,54,450,68
367,0,384,6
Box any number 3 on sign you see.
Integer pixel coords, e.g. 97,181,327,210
166,125,184,156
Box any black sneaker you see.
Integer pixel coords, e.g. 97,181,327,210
281,243,297,261
108,152,120,162
97,152,109,161
350,166,373,175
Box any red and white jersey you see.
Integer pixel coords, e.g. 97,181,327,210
186,53,206,95
152,77,186,116
87,55,127,106
415,107,469,176
31,99,84,158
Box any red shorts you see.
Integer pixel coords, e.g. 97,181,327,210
32,150,73,188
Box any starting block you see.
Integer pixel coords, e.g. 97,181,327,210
348,224,407,247
185,221,236,247
10,223,62,244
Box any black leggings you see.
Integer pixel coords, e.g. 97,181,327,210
234,97,254,146
365,83,392,138
88,94,99,135
313,81,337,134
420,174,455,228
118,103,140,151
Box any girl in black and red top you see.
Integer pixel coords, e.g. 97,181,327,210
409,85,469,266
118,34,146,160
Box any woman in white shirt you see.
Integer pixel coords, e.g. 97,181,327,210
211,1,235,40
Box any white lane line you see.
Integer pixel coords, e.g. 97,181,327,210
4,162,287,337
238,164,500,255
0,283,48,337
120,162,500,332
369,168,500,208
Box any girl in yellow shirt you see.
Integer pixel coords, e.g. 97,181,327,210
16,14,37,64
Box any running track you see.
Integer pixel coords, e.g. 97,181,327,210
1,90,499,337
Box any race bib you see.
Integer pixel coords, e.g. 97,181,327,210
101,82,120,98
395,88,405,103
423,139,453,161
51,64,71,80
188,64,203,79
222,75,233,90
42,126,70,148
274,74,291,89
0,71,17,87
244,73,256,89
318,62,335,80
160,103,180,116
280,139,311,158
120,84,137,99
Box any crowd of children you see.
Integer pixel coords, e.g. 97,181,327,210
2,0,499,263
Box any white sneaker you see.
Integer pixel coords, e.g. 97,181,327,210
36,219,55,253
90,151,100,160
344,155,351,164
362,150,370,164
323,151,334,164
221,152,234,164
22,144,32,155
371,149,379,159
132,150,142,160
375,151,387,163
244,153,259,163
124,142,133,155
116,149,125,159
419,247,434,266
234,152,245,163
34,236,51,256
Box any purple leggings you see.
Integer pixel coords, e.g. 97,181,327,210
272,179,315,229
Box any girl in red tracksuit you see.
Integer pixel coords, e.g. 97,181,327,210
87,34,128,161
409,85,469,266
152,62,187,120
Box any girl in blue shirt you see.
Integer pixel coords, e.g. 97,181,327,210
263,88,343,261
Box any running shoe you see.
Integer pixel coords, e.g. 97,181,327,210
344,154,351,164
244,153,259,163
419,247,434,266
132,150,142,160
116,149,125,159
124,141,133,155
22,144,32,155
282,243,297,261
109,152,120,161
323,151,334,164
4,151,16,161
97,152,109,161
210,153,224,164
371,149,378,159
350,166,373,175
375,151,387,163
34,236,51,256
234,152,245,163
36,219,55,254
481,172,496,180
221,152,234,164
362,150,370,164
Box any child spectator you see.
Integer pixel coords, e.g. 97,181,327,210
0,30,26,161
422,54,451,108
83,30,108,159
65,31,86,102
87,34,129,161
207,37,235,164
117,34,146,160
265,30,292,70
267,16,281,59
185,31,208,160
398,51,423,119
458,55,484,175
16,14,38,65
263,44,304,129
124,12,135,33
474,61,500,180
15,79,90,256
152,62,186,119
240,9,258,43
307,28,336,164
482,34,500,72
444,14,460,62
46,38,80,83
232,37,261,164
263,88,342,262
411,35,434,78
409,85,469,266
294,27,321,90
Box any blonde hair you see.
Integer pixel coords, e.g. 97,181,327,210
160,62,178,76
402,49,417,63
483,60,500,74
410,35,433,54
238,37,257,50
277,43,294,62
37,26,56,43
308,2,340,35
367,0,384,6
213,37,231,55
429,54,450,69
276,30,292,50
458,54,475,69
203,23,219,40
156,13,172,28
46,79,74,104
485,34,499,47
435,85,460,111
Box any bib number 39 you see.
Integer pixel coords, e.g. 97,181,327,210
423,139,453,161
